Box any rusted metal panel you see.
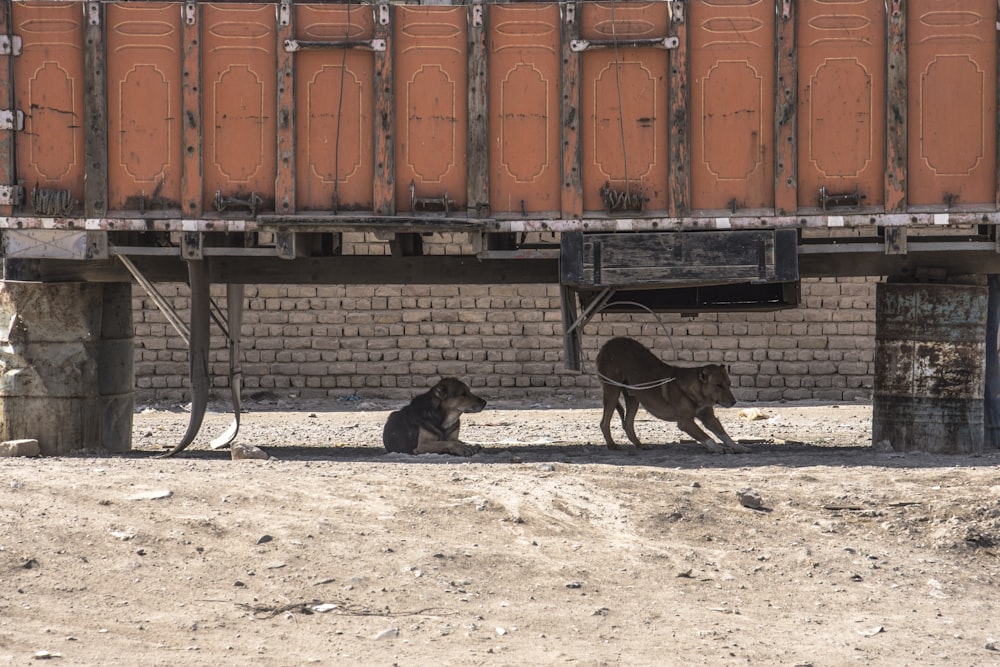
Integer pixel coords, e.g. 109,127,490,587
873,282,988,453
797,0,885,212
488,3,561,215
580,2,670,214
373,0,394,216
293,3,374,212
689,0,775,212
106,2,183,213
13,1,86,209
83,1,107,217
907,0,996,209
394,6,467,214
201,3,277,213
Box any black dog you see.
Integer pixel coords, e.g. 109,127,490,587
382,378,487,455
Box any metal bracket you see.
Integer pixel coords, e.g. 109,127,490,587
471,2,484,28
0,184,23,206
181,231,202,260
668,0,684,23
0,110,24,131
563,2,576,25
278,0,291,27
571,37,679,52
284,38,386,53
86,2,101,26
214,190,263,216
781,0,792,20
0,36,22,56
184,2,197,26
378,2,390,27
883,226,907,255
409,181,455,215
818,185,866,211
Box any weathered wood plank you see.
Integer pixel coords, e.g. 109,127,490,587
181,2,202,216
560,2,582,217
275,0,295,215
373,0,394,215
668,3,689,216
774,0,796,215
884,0,906,212
83,1,108,216
466,0,489,216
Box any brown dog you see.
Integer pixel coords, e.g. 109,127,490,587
382,378,487,455
596,337,749,454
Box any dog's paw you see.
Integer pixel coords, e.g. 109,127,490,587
448,442,482,457
700,439,727,454
725,441,752,454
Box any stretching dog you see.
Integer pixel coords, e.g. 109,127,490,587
596,337,749,454
382,378,487,455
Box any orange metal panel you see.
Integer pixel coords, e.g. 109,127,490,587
294,4,374,212
201,3,277,210
106,3,183,212
394,6,467,211
13,2,85,203
689,0,774,211
489,3,561,215
580,2,670,213
797,0,885,210
908,0,996,208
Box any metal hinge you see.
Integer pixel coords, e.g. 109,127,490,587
0,110,23,131
184,2,197,26
279,0,291,27
0,36,22,56
0,184,24,206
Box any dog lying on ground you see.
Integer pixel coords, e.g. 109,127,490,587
382,378,487,455
596,337,749,454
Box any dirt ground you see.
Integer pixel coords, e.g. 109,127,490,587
3,394,1000,666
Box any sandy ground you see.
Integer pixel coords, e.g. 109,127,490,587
3,395,1000,666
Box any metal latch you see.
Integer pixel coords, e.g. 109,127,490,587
284,39,387,52
0,36,22,56
0,110,23,131
668,0,684,23
818,185,866,211
570,36,679,52
0,184,23,206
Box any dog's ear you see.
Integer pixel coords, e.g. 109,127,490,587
431,383,448,401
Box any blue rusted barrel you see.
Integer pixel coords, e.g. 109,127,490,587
0,282,134,455
873,282,987,454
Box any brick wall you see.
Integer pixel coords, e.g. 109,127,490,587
132,275,879,405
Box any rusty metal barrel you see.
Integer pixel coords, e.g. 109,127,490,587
0,282,134,455
873,282,988,454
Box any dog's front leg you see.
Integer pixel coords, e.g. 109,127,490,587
697,409,750,454
675,418,727,454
